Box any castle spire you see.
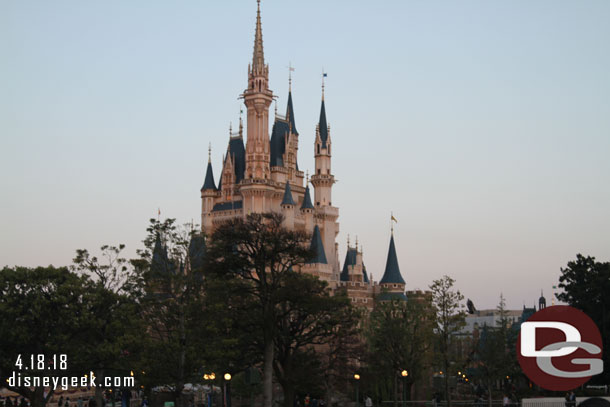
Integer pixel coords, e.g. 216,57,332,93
318,90,328,148
252,0,265,73
201,145,217,191
379,233,406,285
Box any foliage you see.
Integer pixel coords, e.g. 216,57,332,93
430,275,466,406
557,254,610,383
365,297,435,401
0,266,93,407
203,212,316,407
131,218,211,407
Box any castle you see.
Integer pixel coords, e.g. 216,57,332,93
199,1,407,310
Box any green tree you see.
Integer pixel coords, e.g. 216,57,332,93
470,295,513,407
365,297,435,403
132,218,210,407
557,254,610,383
430,276,466,407
204,212,312,407
0,266,92,407
273,273,359,407
71,244,144,407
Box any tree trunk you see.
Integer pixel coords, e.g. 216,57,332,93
282,384,295,407
405,382,412,402
263,340,274,407
393,375,398,407
444,367,451,407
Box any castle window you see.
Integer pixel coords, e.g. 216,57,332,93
317,169,321,175
317,145,320,154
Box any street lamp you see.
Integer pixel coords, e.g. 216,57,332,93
224,373,232,407
354,374,361,407
401,371,408,406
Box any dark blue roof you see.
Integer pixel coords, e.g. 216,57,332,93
270,119,289,167
340,247,368,283
307,225,327,264
281,181,295,206
220,137,246,188
340,247,357,281
319,99,328,148
188,233,206,271
301,185,314,210
377,292,407,302
286,91,298,135
151,233,175,275
270,91,299,168
379,235,405,285
201,161,217,191
211,200,243,212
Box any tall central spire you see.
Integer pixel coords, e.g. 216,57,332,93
252,0,265,73
243,0,272,182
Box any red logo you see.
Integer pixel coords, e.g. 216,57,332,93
517,305,603,391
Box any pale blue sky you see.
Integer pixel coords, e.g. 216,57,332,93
1,1,609,309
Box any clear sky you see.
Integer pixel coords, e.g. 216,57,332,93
1,0,609,309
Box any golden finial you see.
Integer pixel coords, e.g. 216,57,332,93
355,235,359,248
347,234,350,247
208,143,211,163
390,212,398,235
305,170,309,184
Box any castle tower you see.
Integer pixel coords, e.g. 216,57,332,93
378,232,407,301
280,181,295,229
302,224,333,282
200,146,218,233
311,92,334,207
300,182,314,233
539,290,546,310
270,85,301,185
311,86,339,271
243,0,273,181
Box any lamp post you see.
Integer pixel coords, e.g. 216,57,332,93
354,374,361,407
400,371,408,407
203,373,215,407
224,374,232,407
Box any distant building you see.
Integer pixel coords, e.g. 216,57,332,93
462,292,547,334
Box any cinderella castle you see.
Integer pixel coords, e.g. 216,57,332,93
199,1,408,309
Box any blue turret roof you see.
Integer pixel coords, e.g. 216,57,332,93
379,234,405,285
281,181,295,206
270,120,289,167
301,185,314,210
229,137,246,184
318,99,328,148
340,246,369,283
270,91,300,168
150,233,175,275
201,160,217,191
307,225,327,264
286,91,298,135
340,247,357,281
188,233,206,272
